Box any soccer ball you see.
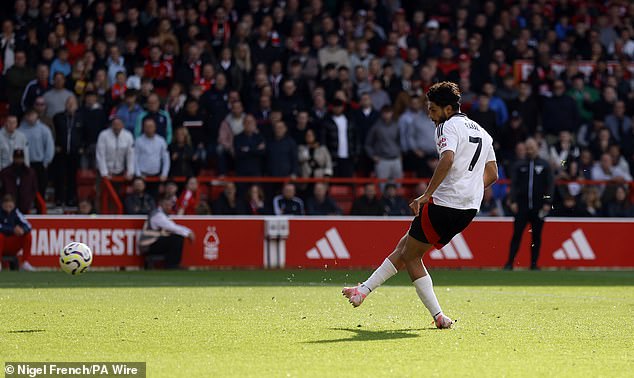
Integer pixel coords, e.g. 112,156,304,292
59,242,93,275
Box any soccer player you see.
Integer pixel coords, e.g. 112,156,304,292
342,82,498,328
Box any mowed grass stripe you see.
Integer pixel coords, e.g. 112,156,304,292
1,271,632,377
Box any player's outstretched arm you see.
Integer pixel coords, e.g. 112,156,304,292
409,150,454,214
483,161,498,189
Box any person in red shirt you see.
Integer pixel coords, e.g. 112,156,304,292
144,45,172,97
176,176,201,215
111,71,127,102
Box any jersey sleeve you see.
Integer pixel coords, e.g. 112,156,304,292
486,139,497,162
435,121,458,155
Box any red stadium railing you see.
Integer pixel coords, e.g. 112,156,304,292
35,192,47,215
97,176,634,215
100,178,124,215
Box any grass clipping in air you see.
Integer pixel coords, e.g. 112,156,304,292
0,270,632,377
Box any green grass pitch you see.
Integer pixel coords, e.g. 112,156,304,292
1,270,633,377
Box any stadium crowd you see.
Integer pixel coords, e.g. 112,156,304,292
0,0,633,217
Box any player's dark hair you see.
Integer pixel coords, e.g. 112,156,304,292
426,81,461,110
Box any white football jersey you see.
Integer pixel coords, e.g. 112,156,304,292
433,113,496,210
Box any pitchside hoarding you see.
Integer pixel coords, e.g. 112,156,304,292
23,216,634,269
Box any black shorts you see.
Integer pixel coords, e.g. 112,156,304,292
408,199,477,248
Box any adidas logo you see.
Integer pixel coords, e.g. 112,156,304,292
428,234,473,260
552,229,596,260
306,228,351,259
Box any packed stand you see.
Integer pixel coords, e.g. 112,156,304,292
0,0,633,217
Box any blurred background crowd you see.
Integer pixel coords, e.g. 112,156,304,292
0,0,633,217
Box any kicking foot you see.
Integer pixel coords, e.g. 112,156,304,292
434,313,454,329
342,285,367,307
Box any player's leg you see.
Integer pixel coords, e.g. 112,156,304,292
342,234,407,307
505,213,528,269
400,235,453,328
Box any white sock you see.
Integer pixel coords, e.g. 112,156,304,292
413,275,442,318
359,258,398,295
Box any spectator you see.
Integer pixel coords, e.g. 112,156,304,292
471,82,509,128
479,187,504,217
77,199,96,215
32,96,55,140
289,110,312,146
0,149,38,214
95,118,135,180
318,32,350,69
507,81,539,134
135,93,173,144
605,101,632,143
106,45,126,88
175,45,204,91
168,127,194,178
134,118,170,185
113,89,143,135
549,131,580,178
0,115,29,170
272,183,304,215
52,95,84,206
82,92,108,169
49,47,71,83
604,186,634,217
124,177,155,215
217,100,246,175
469,95,499,142
18,109,54,197
365,106,402,191
350,183,383,216
241,184,269,215
212,182,244,215
20,64,49,113
551,194,587,217
5,50,33,114
266,121,298,177
608,145,631,177
321,99,358,177
566,73,599,125
43,73,73,120
542,80,580,136
143,45,173,97
368,78,391,111
234,115,266,177
500,112,528,162
398,96,436,177
143,194,195,269
174,97,209,172
276,79,306,123
381,183,409,216
176,177,201,216
580,186,604,217
591,153,632,183
298,128,333,180
306,182,342,216
0,194,34,271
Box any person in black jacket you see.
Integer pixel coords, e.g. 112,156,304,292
234,115,265,177
212,182,245,215
0,194,34,271
381,183,409,216
266,121,298,177
505,138,555,270
52,95,84,206
306,182,342,215
272,183,304,215
124,177,156,215
321,99,359,177
350,183,383,216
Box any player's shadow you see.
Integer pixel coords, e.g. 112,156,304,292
307,327,430,343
